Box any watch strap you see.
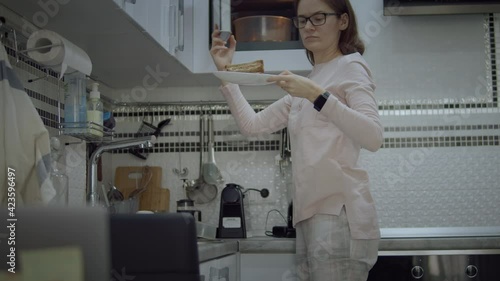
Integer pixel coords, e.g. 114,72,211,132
313,91,330,112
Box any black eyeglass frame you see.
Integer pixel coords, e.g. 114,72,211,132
292,12,340,29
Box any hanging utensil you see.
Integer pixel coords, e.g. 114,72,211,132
189,114,205,189
202,114,224,185
186,114,217,204
173,107,189,177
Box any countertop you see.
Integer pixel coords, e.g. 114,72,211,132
197,239,239,262
198,235,500,262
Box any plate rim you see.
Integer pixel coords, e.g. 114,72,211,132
213,71,276,86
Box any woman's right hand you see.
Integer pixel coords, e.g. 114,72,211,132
210,25,236,71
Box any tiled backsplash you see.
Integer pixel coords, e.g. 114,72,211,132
364,146,500,228
108,104,500,236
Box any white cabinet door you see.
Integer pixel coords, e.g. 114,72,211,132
119,0,169,47
240,253,297,281
113,0,192,69
191,0,212,73
118,0,145,28
169,0,193,70
129,0,148,32
145,0,170,49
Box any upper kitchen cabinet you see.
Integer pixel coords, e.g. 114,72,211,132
191,0,312,74
114,0,193,71
0,0,310,87
0,0,203,88
115,0,170,48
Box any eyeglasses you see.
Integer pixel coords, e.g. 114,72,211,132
292,13,339,29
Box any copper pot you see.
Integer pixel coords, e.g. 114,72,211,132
233,16,292,42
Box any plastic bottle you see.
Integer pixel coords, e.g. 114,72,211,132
87,83,103,137
64,72,87,134
103,111,116,132
48,137,69,206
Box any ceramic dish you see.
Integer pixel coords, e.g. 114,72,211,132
213,71,277,86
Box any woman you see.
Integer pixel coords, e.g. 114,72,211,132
210,0,383,280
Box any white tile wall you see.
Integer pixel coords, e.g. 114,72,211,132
107,106,500,235
362,146,500,228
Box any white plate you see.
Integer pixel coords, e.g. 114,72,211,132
213,71,277,86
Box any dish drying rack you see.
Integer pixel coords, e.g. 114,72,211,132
59,121,115,142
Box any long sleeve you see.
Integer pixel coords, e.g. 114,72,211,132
320,61,383,152
220,83,292,136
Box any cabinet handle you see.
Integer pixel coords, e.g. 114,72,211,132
169,2,177,53
176,0,184,52
124,0,136,4
162,3,169,47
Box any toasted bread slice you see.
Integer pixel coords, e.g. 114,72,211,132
225,60,264,73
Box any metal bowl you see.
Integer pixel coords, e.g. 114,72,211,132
233,15,292,42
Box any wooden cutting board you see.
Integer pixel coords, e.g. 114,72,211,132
150,186,170,212
114,166,170,212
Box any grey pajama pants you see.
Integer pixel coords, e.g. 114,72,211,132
294,207,379,281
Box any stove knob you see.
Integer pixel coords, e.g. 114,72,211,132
466,265,478,278
411,266,424,279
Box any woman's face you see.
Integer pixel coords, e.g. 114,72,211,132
296,0,347,60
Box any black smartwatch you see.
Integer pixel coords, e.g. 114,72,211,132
313,91,330,112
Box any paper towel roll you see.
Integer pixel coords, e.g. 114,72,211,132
27,30,92,79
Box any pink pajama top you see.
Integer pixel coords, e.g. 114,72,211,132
220,53,383,239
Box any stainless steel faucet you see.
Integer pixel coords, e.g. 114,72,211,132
87,135,156,207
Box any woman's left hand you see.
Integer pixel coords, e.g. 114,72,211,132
267,70,325,102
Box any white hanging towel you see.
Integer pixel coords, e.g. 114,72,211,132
0,42,56,206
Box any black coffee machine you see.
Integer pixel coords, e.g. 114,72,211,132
217,183,269,238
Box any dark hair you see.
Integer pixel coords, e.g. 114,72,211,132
295,0,365,65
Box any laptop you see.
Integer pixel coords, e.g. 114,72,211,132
0,206,110,281
109,212,200,281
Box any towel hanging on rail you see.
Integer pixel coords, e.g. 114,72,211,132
0,41,56,206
